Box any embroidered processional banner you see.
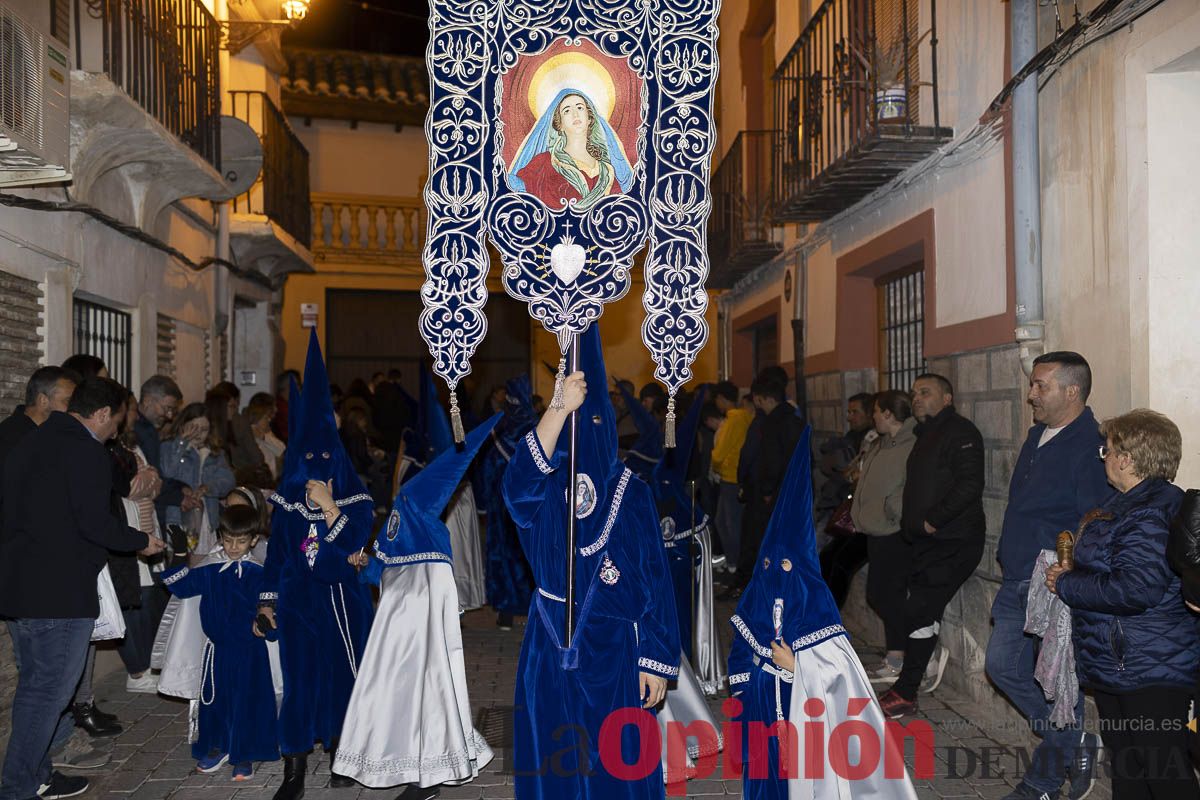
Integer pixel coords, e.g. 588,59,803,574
420,0,720,436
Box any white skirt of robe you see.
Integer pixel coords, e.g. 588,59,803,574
332,562,494,788
658,653,723,781
445,483,486,611
787,635,918,800
691,526,725,695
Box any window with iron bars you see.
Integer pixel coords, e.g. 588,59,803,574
876,267,926,392
72,298,133,387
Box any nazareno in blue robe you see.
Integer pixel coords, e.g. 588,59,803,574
162,556,279,764
503,324,680,800
618,382,663,483
652,387,709,663
727,428,845,800
481,374,537,616
261,331,375,756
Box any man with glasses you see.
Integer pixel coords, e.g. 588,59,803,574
985,352,1110,800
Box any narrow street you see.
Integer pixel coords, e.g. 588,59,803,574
69,603,1110,800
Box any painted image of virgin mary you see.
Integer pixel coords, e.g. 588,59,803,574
507,88,635,212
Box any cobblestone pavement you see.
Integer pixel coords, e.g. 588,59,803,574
66,603,1110,800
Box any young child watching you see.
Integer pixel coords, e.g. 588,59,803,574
162,505,279,780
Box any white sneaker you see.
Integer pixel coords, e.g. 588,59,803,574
125,672,159,693
919,646,950,694
870,660,902,684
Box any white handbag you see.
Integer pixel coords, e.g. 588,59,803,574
92,564,127,641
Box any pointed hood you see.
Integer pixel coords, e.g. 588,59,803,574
272,331,370,514
376,413,501,565
419,367,454,461
653,386,709,542
732,427,843,652
561,323,619,478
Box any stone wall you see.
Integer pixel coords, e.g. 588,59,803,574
818,344,1032,725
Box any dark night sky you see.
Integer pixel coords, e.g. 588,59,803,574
283,0,429,57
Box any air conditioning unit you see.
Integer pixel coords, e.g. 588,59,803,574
0,1,71,187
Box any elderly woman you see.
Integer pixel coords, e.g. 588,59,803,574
1046,409,1200,799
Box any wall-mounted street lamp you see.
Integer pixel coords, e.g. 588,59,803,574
221,0,311,54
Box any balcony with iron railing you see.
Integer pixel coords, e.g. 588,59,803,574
229,91,311,246
708,130,782,288
772,0,953,222
71,0,227,209
226,91,313,276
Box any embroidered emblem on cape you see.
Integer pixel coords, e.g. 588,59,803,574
302,524,319,569
599,555,621,586
569,473,597,519
385,510,402,541
660,516,676,542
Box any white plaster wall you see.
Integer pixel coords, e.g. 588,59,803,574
1041,2,1200,467
294,119,428,198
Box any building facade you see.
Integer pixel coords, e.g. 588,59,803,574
711,0,1200,717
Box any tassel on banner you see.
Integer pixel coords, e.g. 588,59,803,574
549,355,568,410
449,390,465,443
664,395,677,449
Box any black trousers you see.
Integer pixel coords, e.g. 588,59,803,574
736,497,772,588
1093,686,1199,799
819,533,869,608
891,533,984,699
865,533,911,651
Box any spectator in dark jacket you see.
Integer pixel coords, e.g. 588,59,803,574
732,375,804,592
1167,489,1200,609
985,352,1110,800
0,367,78,510
0,378,164,800
877,374,985,719
1047,409,1199,800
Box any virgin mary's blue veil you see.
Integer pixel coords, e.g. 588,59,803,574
506,87,635,195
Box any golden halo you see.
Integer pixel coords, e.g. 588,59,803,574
527,52,617,121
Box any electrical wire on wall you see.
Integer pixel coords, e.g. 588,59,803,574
0,191,274,289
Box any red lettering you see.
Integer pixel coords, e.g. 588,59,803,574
598,707,661,782
721,696,743,779
664,721,719,795
802,698,825,779
828,720,881,780
885,719,935,779
747,721,798,779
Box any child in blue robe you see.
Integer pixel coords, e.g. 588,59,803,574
162,505,278,780
727,429,916,800
503,324,680,800
256,331,375,800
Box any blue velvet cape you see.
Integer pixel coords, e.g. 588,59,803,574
482,375,537,615
503,325,679,800
726,428,845,799
163,558,279,764
261,331,375,755
618,383,663,482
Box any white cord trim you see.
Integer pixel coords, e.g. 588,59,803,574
200,640,216,706
163,567,189,586
731,614,773,658
331,585,358,680
323,514,349,543
579,469,631,557
791,624,846,652
377,551,451,566
638,657,679,678
524,432,553,475
269,492,373,520
538,587,566,602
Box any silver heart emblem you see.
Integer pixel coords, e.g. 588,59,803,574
550,240,586,284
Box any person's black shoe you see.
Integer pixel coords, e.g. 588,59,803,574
394,785,440,800
497,612,514,631
272,754,307,800
72,702,122,738
38,771,90,799
1066,732,1099,800
86,702,119,727
329,774,356,788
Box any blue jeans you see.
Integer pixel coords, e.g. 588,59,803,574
985,580,1085,793
1,618,94,800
